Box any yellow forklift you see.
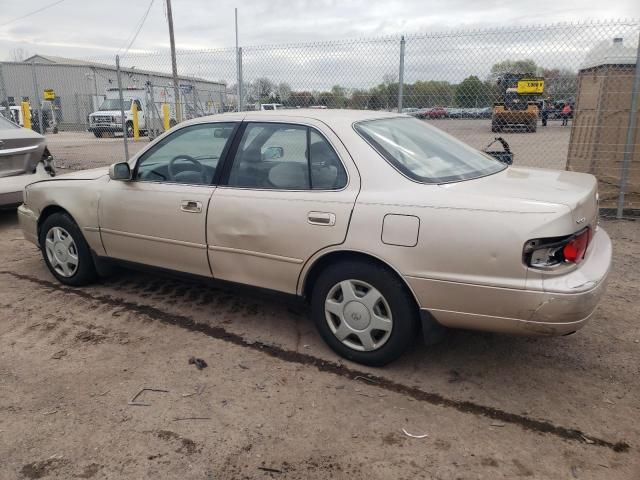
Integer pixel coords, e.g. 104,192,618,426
491,74,544,133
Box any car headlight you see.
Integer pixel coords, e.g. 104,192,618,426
114,115,122,123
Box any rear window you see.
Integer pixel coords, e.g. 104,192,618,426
354,117,505,183
0,115,19,129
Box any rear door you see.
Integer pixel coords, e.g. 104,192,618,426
206,119,360,294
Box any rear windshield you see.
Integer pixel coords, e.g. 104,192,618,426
0,114,19,129
354,117,506,183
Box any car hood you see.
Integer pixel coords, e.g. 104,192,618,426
57,167,110,180
90,110,121,116
441,166,598,225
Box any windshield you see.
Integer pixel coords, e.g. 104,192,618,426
99,99,132,111
0,114,19,129
354,117,506,183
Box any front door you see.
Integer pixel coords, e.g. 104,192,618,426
207,120,360,294
99,121,237,276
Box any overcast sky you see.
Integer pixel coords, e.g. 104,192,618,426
0,1,638,90
1,0,638,59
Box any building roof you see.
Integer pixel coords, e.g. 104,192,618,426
17,54,224,86
580,37,638,70
23,54,101,66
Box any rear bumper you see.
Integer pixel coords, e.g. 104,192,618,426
0,162,54,208
407,227,612,336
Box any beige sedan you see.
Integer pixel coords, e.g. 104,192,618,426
18,110,611,365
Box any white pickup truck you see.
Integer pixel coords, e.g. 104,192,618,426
88,87,178,138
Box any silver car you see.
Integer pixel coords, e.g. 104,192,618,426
0,115,54,207
18,110,611,366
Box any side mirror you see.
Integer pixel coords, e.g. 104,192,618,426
262,146,284,161
109,162,131,181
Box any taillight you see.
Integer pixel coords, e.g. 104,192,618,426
524,227,591,269
562,229,590,263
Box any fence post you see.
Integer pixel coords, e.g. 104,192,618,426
398,35,405,113
616,32,640,219
238,47,244,112
115,55,129,161
31,61,43,134
0,64,9,117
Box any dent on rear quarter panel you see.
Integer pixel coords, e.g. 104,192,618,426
30,177,106,255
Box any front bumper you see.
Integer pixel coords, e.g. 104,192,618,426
18,203,39,246
88,124,123,133
406,227,612,336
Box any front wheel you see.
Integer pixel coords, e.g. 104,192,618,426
311,260,419,366
39,213,97,286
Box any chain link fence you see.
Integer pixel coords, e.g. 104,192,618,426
1,20,639,215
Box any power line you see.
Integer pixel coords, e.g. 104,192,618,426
0,0,66,28
119,0,155,59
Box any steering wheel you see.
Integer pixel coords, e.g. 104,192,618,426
167,155,206,183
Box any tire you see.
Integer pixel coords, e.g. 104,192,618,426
93,131,102,138
125,122,134,138
169,119,177,128
39,212,97,286
311,260,419,366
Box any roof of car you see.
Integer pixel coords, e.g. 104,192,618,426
184,109,404,127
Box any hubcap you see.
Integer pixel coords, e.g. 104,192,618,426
44,226,79,278
324,279,393,352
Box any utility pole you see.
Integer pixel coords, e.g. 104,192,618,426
165,0,181,122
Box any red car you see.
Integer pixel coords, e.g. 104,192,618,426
426,107,447,119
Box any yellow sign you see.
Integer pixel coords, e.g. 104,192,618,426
517,80,544,94
43,89,56,100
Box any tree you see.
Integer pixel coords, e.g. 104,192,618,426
287,91,314,107
489,59,539,80
455,75,489,107
540,68,578,102
276,82,292,103
248,77,274,104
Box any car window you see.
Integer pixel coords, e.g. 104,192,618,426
0,114,19,129
135,123,236,185
227,123,347,190
309,130,347,190
354,117,505,183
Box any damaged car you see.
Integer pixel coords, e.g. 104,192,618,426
18,110,611,366
1,114,55,208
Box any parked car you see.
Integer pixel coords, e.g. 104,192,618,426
425,107,447,119
0,114,55,207
18,110,610,366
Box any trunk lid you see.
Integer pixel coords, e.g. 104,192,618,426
441,166,598,228
0,127,45,177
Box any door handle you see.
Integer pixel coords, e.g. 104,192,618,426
180,200,202,213
308,211,336,226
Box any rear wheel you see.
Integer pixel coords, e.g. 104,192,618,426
311,260,419,366
39,213,97,286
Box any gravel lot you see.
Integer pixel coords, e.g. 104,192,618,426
46,118,571,172
2,116,637,479
0,209,639,479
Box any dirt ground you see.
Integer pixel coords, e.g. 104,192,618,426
0,209,639,479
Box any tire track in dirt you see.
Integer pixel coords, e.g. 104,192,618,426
0,269,630,453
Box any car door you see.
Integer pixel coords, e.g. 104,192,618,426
207,119,360,294
99,121,237,276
